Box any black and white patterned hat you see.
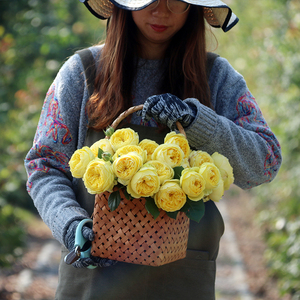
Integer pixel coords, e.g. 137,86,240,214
79,0,238,32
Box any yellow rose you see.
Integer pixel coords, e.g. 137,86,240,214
154,180,186,212
83,158,115,194
138,139,159,162
152,144,184,168
90,139,114,158
113,152,143,186
164,131,191,159
148,160,174,185
180,167,206,201
110,128,139,151
127,164,160,198
189,150,214,168
211,152,234,190
113,145,147,163
69,146,95,178
181,158,190,168
208,179,224,202
199,162,221,190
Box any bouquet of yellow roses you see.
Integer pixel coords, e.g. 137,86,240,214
68,106,234,266
69,127,234,222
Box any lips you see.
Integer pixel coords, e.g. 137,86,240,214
150,24,168,32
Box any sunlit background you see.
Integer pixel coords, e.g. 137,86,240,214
0,0,300,299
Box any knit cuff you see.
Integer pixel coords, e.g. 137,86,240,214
184,99,218,148
51,205,90,247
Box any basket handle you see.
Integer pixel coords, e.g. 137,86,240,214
110,105,186,138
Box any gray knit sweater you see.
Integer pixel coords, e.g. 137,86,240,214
24,45,282,247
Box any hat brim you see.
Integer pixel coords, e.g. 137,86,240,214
81,0,238,32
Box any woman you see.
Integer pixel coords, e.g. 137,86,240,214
25,0,282,299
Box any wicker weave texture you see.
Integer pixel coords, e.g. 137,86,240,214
91,191,190,266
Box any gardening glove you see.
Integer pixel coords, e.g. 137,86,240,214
138,93,197,130
65,219,116,268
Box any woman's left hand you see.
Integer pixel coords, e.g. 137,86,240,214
139,93,197,129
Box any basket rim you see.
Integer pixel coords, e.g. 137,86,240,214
109,105,186,138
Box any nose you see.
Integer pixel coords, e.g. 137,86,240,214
152,0,170,16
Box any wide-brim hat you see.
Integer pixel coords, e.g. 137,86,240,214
80,0,238,32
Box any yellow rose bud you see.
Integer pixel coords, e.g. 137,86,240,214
211,152,234,190
139,139,159,162
83,158,115,194
90,139,114,158
180,167,206,201
199,162,221,190
69,146,95,178
104,126,114,137
113,152,143,186
209,179,224,202
113,145,147,163
110,128,139,151
154,179,186,212
152,144,184,168
127,164,160,198
148,160,174,185
189,150,213,168
164,131,191,159
102,152,113,162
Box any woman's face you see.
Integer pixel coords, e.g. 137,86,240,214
131,0,189,58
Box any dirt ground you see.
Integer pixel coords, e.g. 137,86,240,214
224,188,290,300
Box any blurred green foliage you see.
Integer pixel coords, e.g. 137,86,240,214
0,206,25,267
0,0,106,267
214,0,300,296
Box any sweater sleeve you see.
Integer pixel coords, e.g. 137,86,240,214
184,57,282,190
24,53,91,246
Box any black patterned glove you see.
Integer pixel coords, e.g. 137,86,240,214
72,254,117,268
139,93,197,129
65,220,116,268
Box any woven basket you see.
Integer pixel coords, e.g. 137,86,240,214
91,105,190,266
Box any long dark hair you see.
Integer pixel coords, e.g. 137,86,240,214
87,6,210,131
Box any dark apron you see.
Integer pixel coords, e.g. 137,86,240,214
55,124,225,300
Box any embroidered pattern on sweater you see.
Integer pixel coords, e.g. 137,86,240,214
26,181,33,194
25,143,70,194
235,91,280,184
26,143,70,177
256,129,281,180
234,92,266,127
41,84,73,145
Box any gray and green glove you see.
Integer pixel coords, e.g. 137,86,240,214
64,220,116,268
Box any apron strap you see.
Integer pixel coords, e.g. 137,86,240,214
206,52,219,78
76,48,96,97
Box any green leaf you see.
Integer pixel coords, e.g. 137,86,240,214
185,199,205,223
97,148,104,159
180,202,190,213
116,182,124,189
166,211,179,220
173,166,184,180
145,197,160,219
122,188,132,201
108,191,121,211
